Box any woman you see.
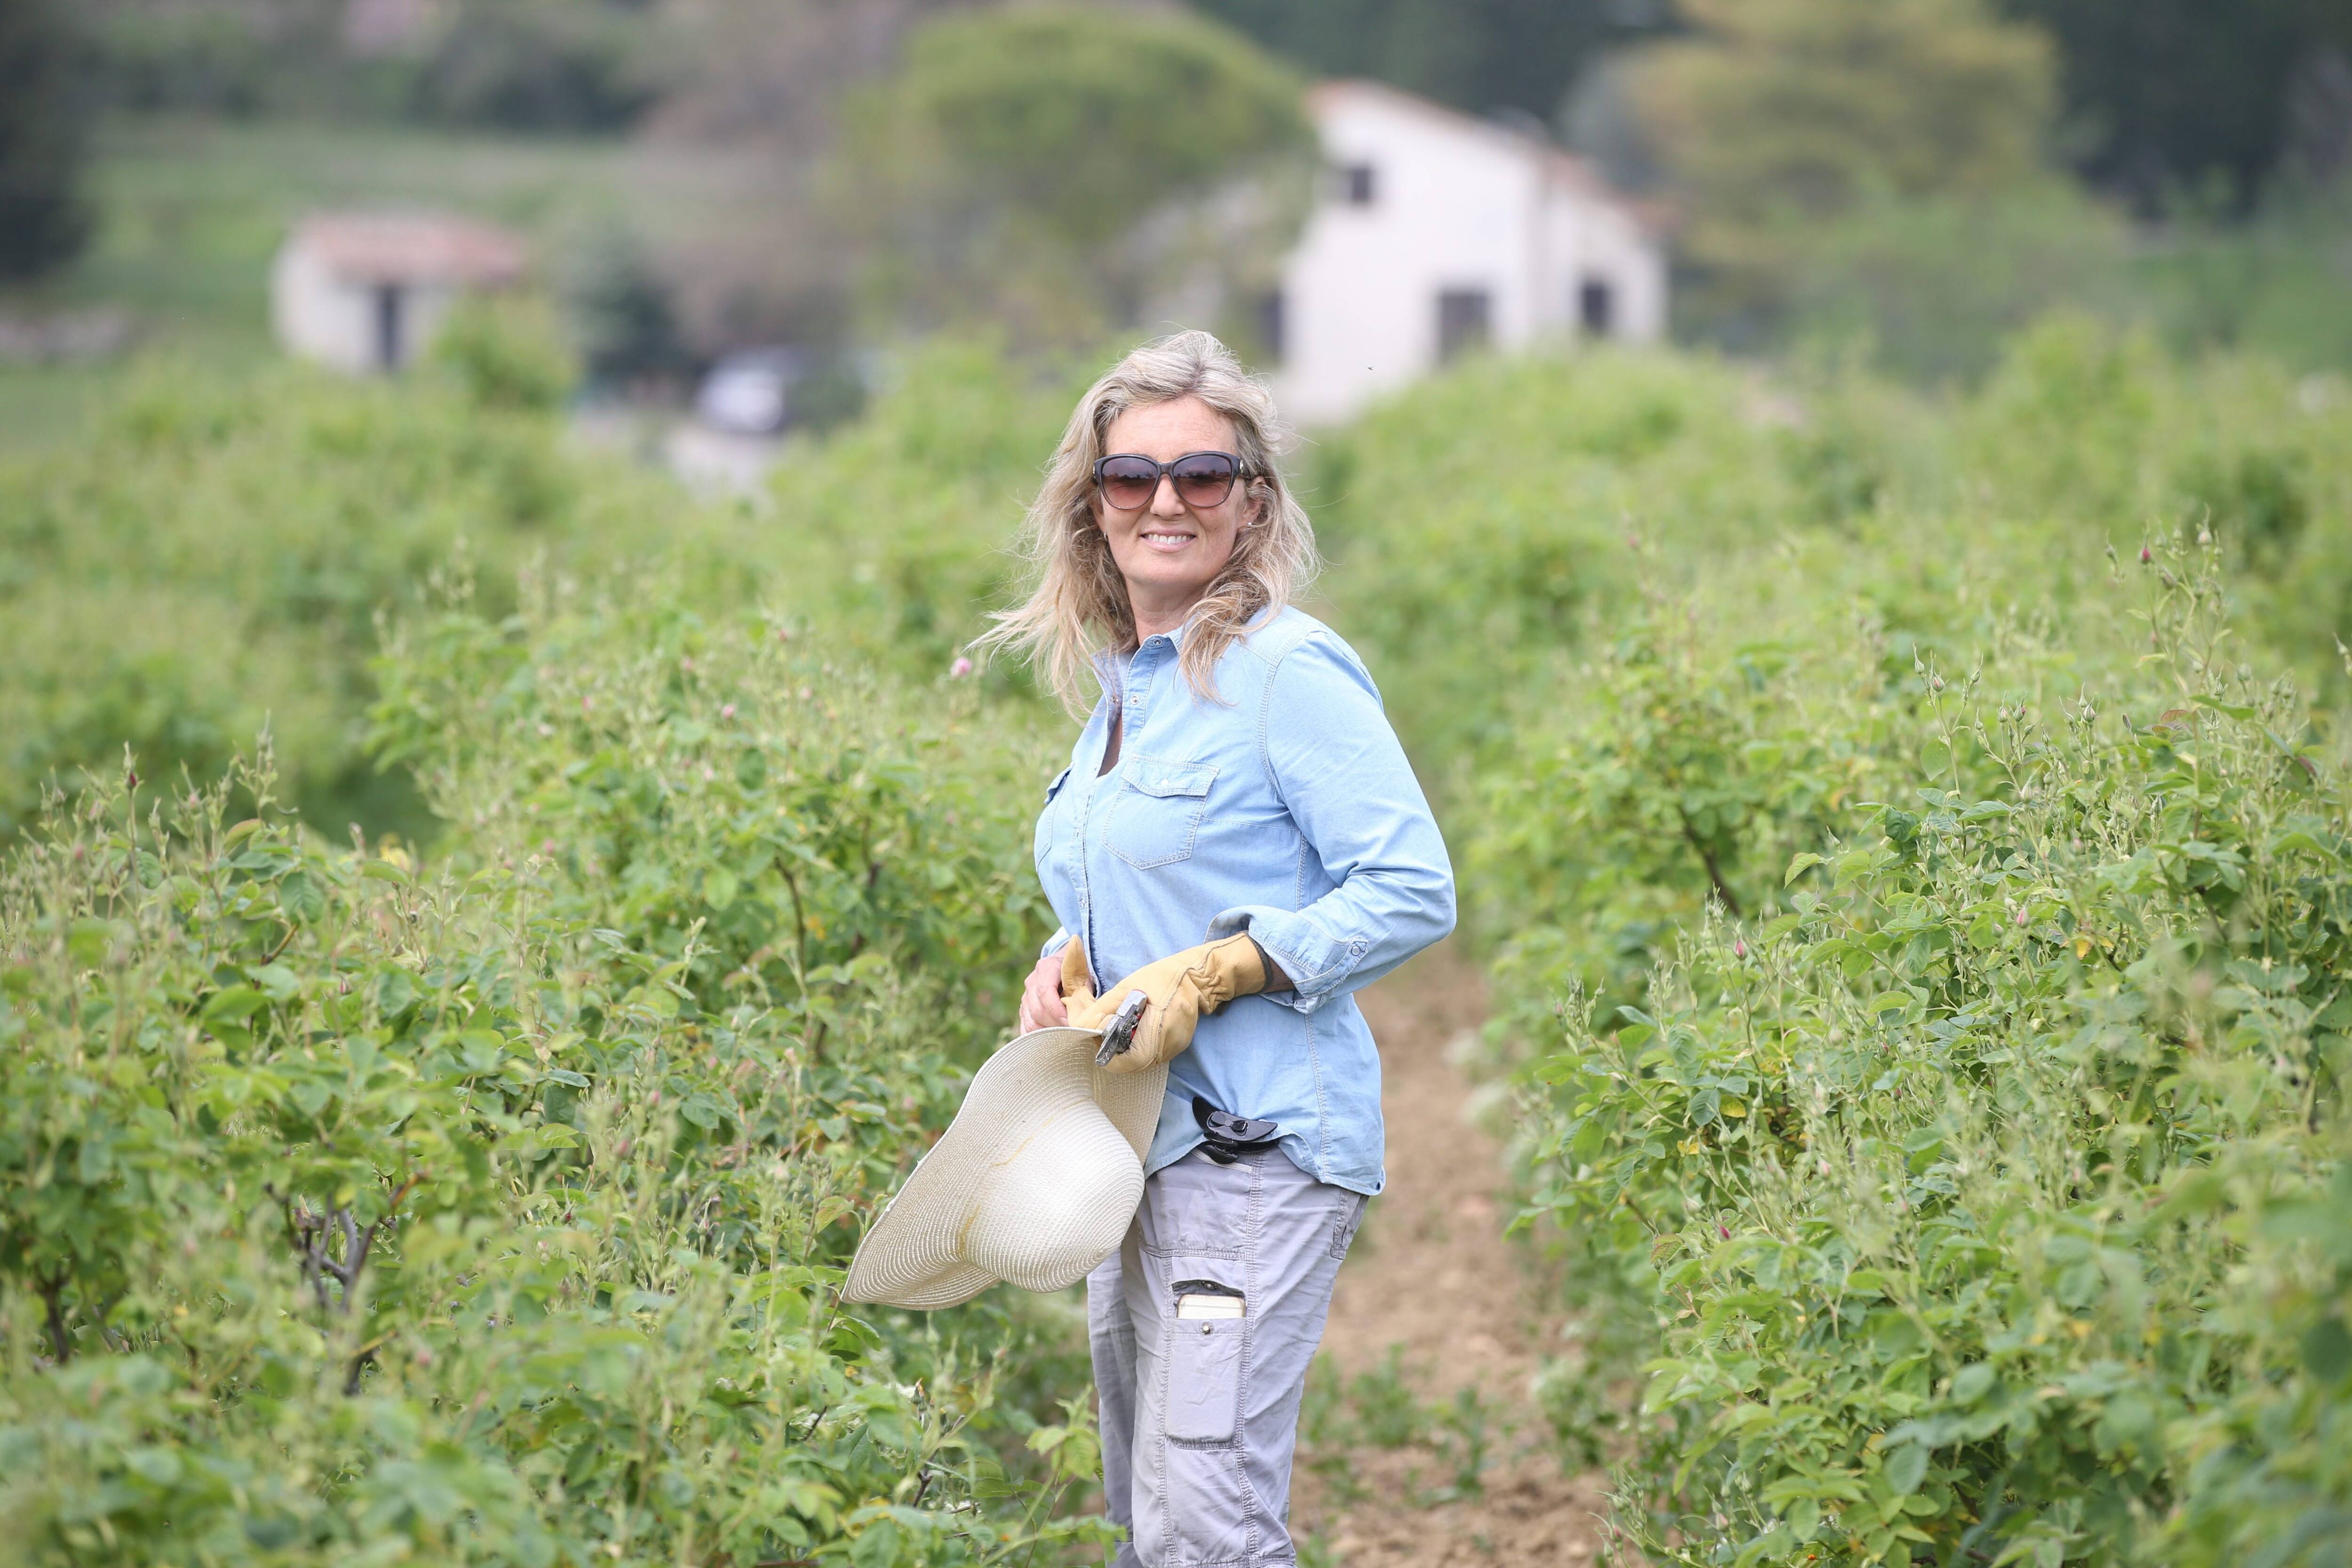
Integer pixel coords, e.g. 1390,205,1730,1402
981,330,1454,1566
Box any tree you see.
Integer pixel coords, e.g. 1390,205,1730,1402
0,0,92,282
562,221,696,390
403,0,669,133
1625,0,2058,318
2001,0,2352,212
839,5,1314,346
1189,0,1666,125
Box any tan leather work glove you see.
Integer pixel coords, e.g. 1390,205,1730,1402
1059,938,1097,1012
1067,934,1268,1074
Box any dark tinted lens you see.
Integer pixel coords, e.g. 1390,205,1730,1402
1097,456,1159,508
1169,453,1239,504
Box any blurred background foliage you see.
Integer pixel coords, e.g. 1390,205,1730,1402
834,5,1314,348
3,0,2351,402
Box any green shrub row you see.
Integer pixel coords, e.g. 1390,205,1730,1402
0,583,1095,1564
1497,541,2347,1564
1292,315,2352,1563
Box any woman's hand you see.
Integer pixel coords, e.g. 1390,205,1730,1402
1017,949,1071,1033
1069,934,1269,1074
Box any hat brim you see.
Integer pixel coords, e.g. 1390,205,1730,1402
842,1027,1168,1309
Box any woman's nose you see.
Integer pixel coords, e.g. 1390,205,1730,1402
1152,474,1187,514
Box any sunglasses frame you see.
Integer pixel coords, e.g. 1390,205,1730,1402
1090,449,1247,511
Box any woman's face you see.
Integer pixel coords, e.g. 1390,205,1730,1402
1094,396,1260,632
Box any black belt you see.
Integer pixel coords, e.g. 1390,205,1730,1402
1193,1096,1281,1165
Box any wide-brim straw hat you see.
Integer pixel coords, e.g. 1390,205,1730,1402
842,1026,1168,1309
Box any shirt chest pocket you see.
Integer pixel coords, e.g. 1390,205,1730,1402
1106,756,1218,870
1034,766,1073,863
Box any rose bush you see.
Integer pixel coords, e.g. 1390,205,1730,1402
1500,540,2348,1564
0,596,1097,1562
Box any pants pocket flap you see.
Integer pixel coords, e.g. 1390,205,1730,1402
1164,1255,1245,1443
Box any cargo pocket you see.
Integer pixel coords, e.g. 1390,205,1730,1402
1328,1198,1366,1260
1107,756,1217,870
1166,1277,1245,1443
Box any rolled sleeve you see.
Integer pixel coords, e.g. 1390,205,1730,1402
1207,633,1455,1012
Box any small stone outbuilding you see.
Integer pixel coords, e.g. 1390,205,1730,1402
271,214,529,374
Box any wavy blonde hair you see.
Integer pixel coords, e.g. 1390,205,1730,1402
977,330,1318,715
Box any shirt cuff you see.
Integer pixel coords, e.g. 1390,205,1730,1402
1040,927,1073,961
1208,906,1365,1015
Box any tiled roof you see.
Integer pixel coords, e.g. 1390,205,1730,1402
288,213,530,286
1305,79,1664,234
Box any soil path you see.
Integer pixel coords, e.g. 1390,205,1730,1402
1290,945,1607,1566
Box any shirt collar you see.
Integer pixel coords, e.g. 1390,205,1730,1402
1094,610,1196,679
1138,614,1194,653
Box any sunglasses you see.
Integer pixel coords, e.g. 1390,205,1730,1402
1091,450,1245,511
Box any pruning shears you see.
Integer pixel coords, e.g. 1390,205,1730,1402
1095,988,1149,1067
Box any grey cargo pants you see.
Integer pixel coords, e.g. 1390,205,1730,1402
1087,1146,1367,1568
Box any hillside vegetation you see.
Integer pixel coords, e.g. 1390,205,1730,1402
4,320,2352,1564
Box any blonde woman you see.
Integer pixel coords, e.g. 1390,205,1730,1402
984,330,1454,1565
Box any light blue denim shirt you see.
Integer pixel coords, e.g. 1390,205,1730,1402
1033,605,1455,1196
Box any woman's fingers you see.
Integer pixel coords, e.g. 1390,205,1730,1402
1019,992,1065,1029
1018,951,1068,1031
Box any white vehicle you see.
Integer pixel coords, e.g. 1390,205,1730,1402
694,348,809,436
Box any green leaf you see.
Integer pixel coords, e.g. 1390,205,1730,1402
67,917,113,968
1950,1363,1997,1404
278,869,327,923
1784,852,1825,886
376,968,418,1018
248,963,301,1001
2302,1318,2352,1384
202,986,268,1025
2055,1259,2102,1308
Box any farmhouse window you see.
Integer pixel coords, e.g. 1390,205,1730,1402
1436,288,1491,362
1341,162,1377,205
1255,289,1286,366
1579,277,1615,338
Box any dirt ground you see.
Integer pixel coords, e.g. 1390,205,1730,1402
1289,946,1609,1566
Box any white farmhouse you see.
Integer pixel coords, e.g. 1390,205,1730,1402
1269,80,1667,425
272,214,530,375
